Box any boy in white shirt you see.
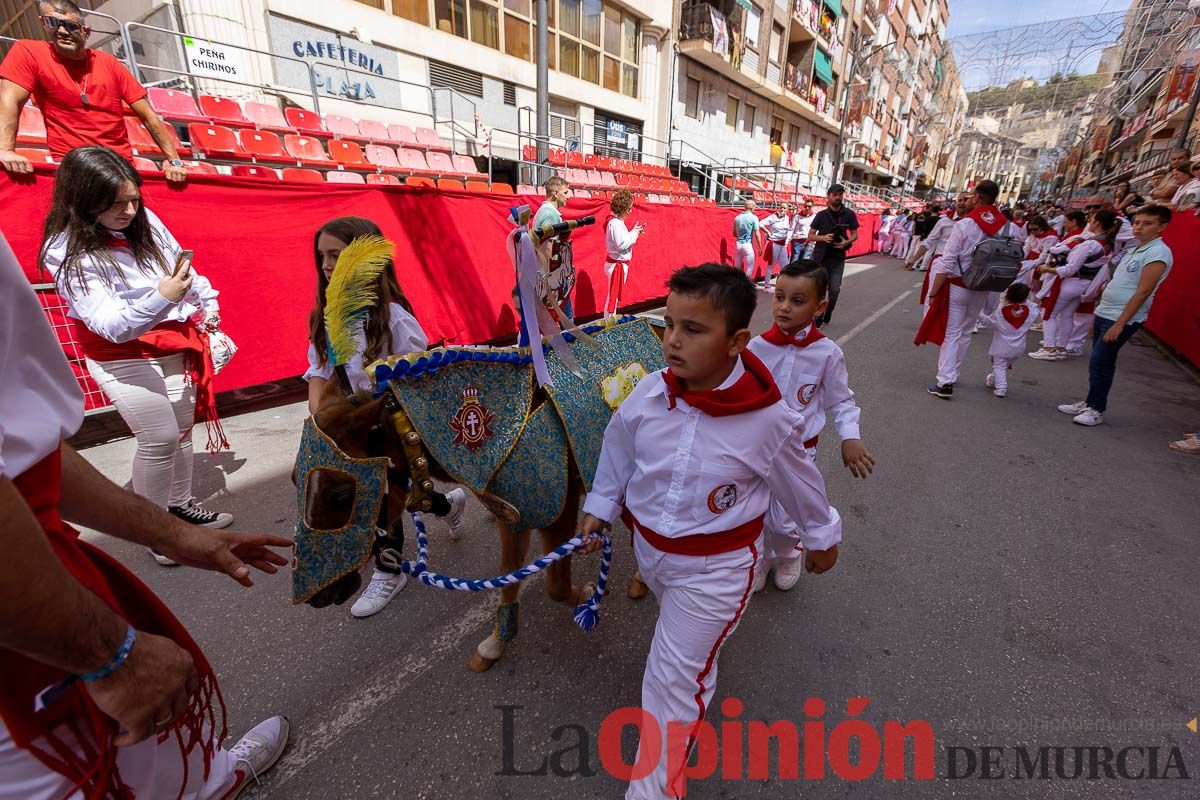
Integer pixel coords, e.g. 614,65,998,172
747,260,874,590
984,282,1040,398
578,264,840,800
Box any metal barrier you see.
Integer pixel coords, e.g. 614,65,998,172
432,86,479,156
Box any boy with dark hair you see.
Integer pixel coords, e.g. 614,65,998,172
747,259,873,591
1057,205,1174,426
578,263,841,800
984,282,1039,398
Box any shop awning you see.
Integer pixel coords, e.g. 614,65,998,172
823,0,842,17
814,47,833,86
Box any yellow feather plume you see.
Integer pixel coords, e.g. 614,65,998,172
324,235,395,367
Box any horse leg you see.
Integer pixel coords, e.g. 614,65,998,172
628,569,649,600
469,522,531,673
543,484,591,607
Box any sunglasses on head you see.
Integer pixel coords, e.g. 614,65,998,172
42,15,85,34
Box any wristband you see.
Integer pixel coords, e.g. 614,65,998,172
81,625,137,682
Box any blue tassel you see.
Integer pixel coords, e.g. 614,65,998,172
573,599,600,632
394,360,410,376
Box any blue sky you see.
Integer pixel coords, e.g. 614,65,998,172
946,0,1130,37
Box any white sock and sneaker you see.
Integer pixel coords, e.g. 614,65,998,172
218,716,290,799
352,487,470,617
1057,400,1103,426
753,554,804,593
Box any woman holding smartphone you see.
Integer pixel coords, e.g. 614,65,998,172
42,147,232,565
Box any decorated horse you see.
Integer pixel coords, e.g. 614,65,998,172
292,230,665,671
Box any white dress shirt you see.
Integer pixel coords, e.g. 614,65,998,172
605,217,641,262
304,302,428,393
582,357,842,551
746,326,861,444
763,212,792,243
0,230,83,477
43,209,219,344
789,214,814,244
921,215,955,265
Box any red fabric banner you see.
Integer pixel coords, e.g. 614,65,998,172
0,169,881,395
1147,212,1200,369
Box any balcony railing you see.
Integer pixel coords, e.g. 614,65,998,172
680,2,744,67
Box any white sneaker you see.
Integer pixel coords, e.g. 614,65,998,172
1057,400,1089,415
970,324,982,335
168,498,234,529
1063,348,1084,357
351,570,407,618
149,548,178,566
222,716,290,799
752,563,769,593
993,387,1007,398
444,488,467,541
1028,348,1062,361
1072,407,1104,426
985,373,995,388
772,556,804,591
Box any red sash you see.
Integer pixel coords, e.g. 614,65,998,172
1040,235,1086,317
74,320,228,452
0,450,225,800
623,511,764,557
1076,300,1096,315
919,268,932,305
914,276,964,346
1001,303,1029,328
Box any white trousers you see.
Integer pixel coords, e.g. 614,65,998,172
603,260,629,317
1068,312,1093,351
626,534,761,800
0,720,235,800
733,243,756,278
991,356,1016,391
905,235,924,260
1043,279,1087,350
87,354,196,510
764,242,789,288
936,285,990,386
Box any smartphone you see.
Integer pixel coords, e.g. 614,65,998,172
176,249,194,276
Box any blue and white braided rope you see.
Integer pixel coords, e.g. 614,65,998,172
390,510,612,632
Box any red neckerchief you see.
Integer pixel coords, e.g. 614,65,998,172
760,323,826,347
604,214,627,233
1001,303,1030,328
1036,231,1057,240
662,350,782,416
965,204,1007,236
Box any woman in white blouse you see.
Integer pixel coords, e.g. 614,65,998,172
601,189,645,317
305,216,467,619
41,147,233,561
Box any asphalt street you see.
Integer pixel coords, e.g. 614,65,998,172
77,255,1200,799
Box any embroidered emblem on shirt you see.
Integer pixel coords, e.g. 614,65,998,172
601,362,648,411
797,384,817,406
981,211,995,224
450,386,495,451
707,484,738,514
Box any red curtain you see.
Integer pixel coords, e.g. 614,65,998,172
1,169,883,395
1147,212,1200,369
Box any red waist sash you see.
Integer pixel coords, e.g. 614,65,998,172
913,276,964,347
623,510,764,556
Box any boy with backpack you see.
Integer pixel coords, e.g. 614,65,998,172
914,180,1024,399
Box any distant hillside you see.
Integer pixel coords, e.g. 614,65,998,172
968,73,1103,114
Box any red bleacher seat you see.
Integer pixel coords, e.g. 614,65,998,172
451,154,484,177
125,117,161,156
284,107,329,137
231,164,280,180
283,135,336,168
522,144,536,161
415,127,450,152
437,178,464,190
365,144,405,173
424,151,457,175
464,179,490,193
397,148,436,176
327,139,373,171
366,173,401,185
582,153,597,169
596,155,613,171
326,170,366,184
566,151,584,168
324,114,364,141
490,182,514,195
187,124,248,160
147,88,209,123
178,160,218,175
198,95,249,127
357,119,397,144
131,156,157,171
572,188,592,199
547,148,566,166
281,167,323,182
406,176,436,188
17,148,55,164
586,169,603,187
387,125,421,149
243,102,293,133
516,184,539,195
238,130,290,163
614,173,630,187
17,106,46,145
600,172,618,188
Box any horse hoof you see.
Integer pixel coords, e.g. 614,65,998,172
628,573,649,600
469,650,499,673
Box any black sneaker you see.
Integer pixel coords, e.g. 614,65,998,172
926,382,954,399
169,499,234,529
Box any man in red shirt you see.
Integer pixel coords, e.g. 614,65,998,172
0,0,187,181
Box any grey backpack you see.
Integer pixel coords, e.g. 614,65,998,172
960,221,1024,292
